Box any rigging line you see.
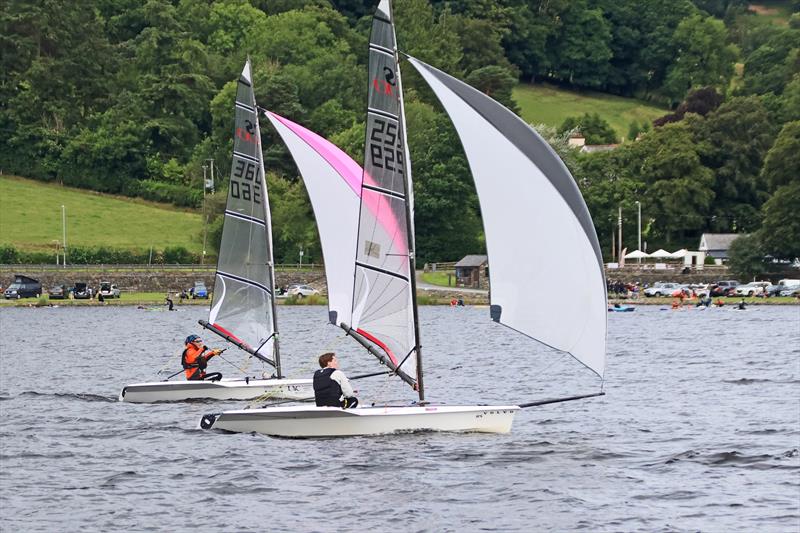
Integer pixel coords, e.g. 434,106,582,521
215,351,251,374
392,346,417,374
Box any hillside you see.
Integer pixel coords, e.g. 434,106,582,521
0,175,203,252
513,83,668,141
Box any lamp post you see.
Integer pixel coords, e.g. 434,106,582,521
61,205,67,267
299,247,304,269
205,159,215,193
635,200,642,263
618,206,623,264
201,164,208,265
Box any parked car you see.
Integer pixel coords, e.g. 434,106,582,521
47,284,69,299
98,281,121,299
709,280,739,297
644,282,682,297
4,275,42,299
190,281,208,299
73,282,93,299
687,283,710,297
735,282,772,297
771,279,800,297
287,284,319,298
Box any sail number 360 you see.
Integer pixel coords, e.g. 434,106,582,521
369,118,404,173
230,159,262,204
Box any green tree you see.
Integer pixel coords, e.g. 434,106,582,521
266,172,321,264
560,113,617,144
464,66,520,113
664,15,737,102
761,121,800,191
759,182,800,260
739,26,800,96
727,233,765,280
549,2,613,88
691,96,776,232
629,122,715,245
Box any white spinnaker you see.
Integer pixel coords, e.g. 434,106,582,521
265,111,361,327
408,56,606,377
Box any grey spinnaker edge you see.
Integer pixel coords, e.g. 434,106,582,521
406,56,604,273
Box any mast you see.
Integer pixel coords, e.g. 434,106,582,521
346,0,421,398
254,84,282,378
390,0,424,402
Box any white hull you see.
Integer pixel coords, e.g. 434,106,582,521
119,378,312,403
199,404,520,437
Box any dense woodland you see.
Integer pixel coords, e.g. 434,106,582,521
1,0,798,269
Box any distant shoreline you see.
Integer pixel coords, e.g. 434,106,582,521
1,294,797,308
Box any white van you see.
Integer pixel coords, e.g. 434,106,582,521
774,279,800,296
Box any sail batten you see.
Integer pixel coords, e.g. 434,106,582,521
407,56,607,378
208,59,279,369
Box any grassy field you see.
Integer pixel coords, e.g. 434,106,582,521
513,83,667,141
748,2,793,25
0,175,203,252
421,271,456,287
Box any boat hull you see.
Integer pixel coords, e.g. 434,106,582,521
119,378,312,403
200,404,520,437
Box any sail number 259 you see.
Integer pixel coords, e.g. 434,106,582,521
369,118,404,174
230,159,262,204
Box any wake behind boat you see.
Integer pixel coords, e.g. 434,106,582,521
200,0,606,436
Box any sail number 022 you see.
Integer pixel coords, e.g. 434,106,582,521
230,159,261,204
369,118,403,173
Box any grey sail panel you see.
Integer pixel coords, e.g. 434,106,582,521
351,0,418,380
209,60,276,362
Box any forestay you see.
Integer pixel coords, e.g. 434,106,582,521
208,60,279,370
407,56,607,378
350,0,419,384
265,111,362,327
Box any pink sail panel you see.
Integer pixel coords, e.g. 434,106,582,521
268,112,408,257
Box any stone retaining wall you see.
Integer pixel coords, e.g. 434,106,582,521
1,270,329,294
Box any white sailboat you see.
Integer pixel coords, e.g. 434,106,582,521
120,63,362,403
198,0,605,435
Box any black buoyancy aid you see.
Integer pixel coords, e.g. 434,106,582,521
313,367,342,407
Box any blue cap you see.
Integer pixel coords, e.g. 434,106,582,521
185,334,201,344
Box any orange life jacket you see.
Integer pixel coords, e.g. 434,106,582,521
182,344,209,380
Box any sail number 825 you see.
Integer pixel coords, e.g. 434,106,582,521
230,159,261,204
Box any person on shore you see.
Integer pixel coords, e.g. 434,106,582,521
313,352,358,408
182,335,222,381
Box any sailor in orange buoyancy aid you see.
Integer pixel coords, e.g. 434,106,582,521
182,335,222,381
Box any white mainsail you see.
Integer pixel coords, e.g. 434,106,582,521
349,0,420,389
406,56,607,378
208,59,280,370
264,111,362,327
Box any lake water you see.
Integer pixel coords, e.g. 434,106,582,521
1,304,798,532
